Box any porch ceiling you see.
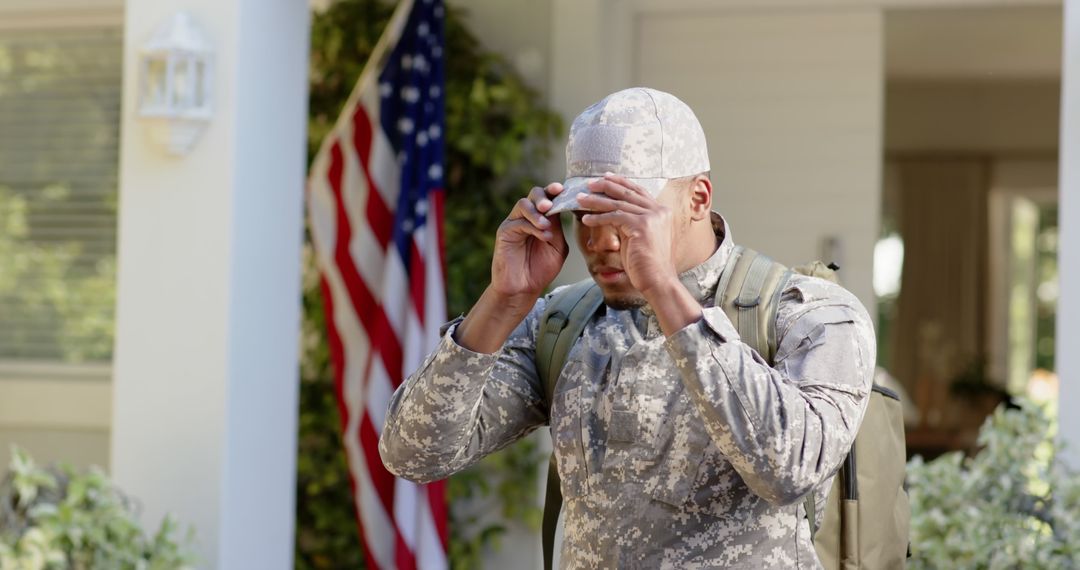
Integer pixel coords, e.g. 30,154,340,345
886,5,1062,80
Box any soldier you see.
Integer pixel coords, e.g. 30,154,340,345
379,87,876,568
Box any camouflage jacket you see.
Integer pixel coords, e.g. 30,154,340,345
379,215,877,569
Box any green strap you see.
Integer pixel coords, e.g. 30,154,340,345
537,281,603,570
715,246,745,304
735,251,773,349
766,269,794,361
536,281,602,408
806,493,819,539
541,457,562,570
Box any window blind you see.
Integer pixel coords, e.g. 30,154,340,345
0,26,121,374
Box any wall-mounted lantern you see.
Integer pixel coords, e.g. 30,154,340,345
137,12,213,156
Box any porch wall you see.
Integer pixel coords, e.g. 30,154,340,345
547,1,883,315
110,0,309,567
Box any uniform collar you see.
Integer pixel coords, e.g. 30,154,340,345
640,212,734,317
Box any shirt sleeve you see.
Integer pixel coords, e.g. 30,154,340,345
378,298,550,483
663,276,876,506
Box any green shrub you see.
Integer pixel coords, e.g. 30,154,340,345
907,400,1080,568
297,1,560,568
0,448,195,570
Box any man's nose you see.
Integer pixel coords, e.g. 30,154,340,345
586,224,620,253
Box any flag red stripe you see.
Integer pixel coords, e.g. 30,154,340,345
320,276,352,436
318,276,376,569
428,479,449,550
352,104,394,250
396,534,418,570
327,141,405,384
409,240,426,329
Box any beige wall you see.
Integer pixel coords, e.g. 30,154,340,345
111,0,309,565
453,0,552,99
633,9,884,311
0,377,111,470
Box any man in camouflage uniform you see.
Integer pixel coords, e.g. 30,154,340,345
379,87,876,568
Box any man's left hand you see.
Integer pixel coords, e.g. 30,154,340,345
576,173,679,296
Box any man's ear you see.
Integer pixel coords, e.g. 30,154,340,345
688,176,712,221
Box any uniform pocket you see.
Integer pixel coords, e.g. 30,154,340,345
643,419,705,508
551,386,589,498
637,389,712,508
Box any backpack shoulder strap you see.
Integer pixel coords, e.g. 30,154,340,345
718,248,844,546
716,245,792,364
541,456,561,570
537,279,602,570
536,279,604,409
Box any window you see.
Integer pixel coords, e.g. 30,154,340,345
0,26,122,379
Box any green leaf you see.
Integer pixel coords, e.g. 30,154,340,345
297,1,560,567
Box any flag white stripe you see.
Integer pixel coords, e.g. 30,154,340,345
402,313,425,384
307,169,338,263
365,355,394,438
415,502,448,569
378,249,410,345
352,438,397,568
424,211,445,351
394,478,419,550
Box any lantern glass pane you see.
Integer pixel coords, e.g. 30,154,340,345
144,56,168,110
171,55,190,110
193,58,206,108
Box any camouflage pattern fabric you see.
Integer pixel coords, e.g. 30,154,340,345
549,87,711,215
380,214,876,569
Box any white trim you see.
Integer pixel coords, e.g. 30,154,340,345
0,0,122,12
0,378,112,430
0,360,111,383
1057,0,1080,466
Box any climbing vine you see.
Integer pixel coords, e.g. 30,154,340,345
296,1,560,567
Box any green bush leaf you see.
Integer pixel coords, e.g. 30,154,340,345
298,1,561,568
907,399,1080,568
0,448,195,569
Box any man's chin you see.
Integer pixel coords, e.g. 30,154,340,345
599,290,647,311
589,274,647,309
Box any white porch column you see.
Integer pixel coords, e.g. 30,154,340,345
1058,0,1080,464
110,1,309,568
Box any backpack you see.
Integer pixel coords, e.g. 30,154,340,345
535,245,910,570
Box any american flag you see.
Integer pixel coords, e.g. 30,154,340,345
306,0,448,568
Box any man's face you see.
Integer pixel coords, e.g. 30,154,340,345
571,180,692,310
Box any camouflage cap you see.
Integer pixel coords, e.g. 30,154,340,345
548,87,710,214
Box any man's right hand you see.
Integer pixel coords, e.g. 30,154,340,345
454,183,568,354
490,182,569,301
